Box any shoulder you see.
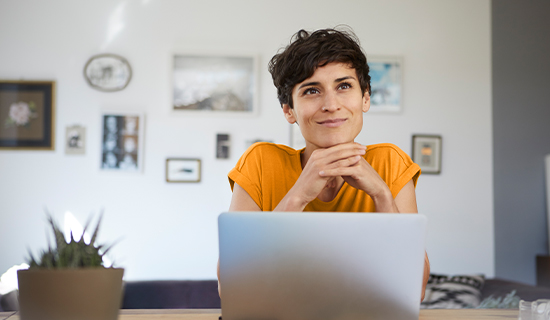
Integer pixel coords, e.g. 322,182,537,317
364,143,414,166
241,142,299,159
235,142,299,168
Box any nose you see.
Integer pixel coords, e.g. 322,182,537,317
321,91,341,112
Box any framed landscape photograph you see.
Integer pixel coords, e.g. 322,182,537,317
0,81,55,150
166,158,201,183
368,56,403,113
100,111,144,172
412,135,442,174
172,53,258,115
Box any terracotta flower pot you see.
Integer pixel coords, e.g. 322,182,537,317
17,268,124,320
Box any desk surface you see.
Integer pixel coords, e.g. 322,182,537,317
0,309,519,320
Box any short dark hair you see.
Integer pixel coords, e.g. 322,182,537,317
268,27,371,109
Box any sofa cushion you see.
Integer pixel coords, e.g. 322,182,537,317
421,274,485,309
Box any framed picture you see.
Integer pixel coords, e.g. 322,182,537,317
84,53,132,92
216,133,230,159
65,125,86,155
172,53,258,115
412,135,442,174
0,81,55,150
166,158,201,183
100,111,144,172
368,56,403,113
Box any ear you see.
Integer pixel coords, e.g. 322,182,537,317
282,104,297,124
362,91,371,113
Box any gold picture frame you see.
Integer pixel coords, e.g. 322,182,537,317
0,80,56,150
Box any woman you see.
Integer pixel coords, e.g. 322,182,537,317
219,27,429,300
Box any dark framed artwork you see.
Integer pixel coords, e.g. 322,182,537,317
412,135,442,174
216,133,230,159
0,81,55,150
166,158,201,183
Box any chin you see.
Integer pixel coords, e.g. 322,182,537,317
310,136,354,148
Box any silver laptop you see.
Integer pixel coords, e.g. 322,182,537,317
218,212,427,320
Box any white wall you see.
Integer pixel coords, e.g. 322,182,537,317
0,0,493,280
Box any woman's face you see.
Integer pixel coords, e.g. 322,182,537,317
283,62,370,149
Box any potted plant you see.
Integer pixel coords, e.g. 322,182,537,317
17,213,124,320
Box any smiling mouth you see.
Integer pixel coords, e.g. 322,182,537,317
317,118,347,127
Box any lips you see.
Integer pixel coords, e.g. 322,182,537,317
317,118,347,128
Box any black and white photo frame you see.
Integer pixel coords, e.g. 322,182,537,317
100,111,144,172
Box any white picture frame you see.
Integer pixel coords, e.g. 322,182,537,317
83,54,132,92
100,111,145,172
65,125,86,155
166,158,201,183
368,55,403,113
172,52,259,117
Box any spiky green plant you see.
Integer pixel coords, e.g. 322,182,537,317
27,212,115,269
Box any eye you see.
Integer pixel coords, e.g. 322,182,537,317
338,82,352,90
303,88,320,95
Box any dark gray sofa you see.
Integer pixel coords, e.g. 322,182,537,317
2,278,550,311
121,280,220,309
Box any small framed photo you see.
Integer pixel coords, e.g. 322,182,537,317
84,53,132,92
412,135,442,174
166,158,201,183
216,133,230,159
0,81,55,150
100,111,144,172
368,56,403,113
172,53,258,115
65,125,86,155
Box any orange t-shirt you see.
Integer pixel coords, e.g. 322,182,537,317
228,142,421,212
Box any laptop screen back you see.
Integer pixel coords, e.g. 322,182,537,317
218,212,427,320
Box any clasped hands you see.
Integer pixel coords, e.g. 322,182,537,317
291,142,391,206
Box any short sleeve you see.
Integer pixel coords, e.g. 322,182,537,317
366,144,421,198
228,143,263,209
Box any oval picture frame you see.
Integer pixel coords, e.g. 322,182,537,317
83,53,132,92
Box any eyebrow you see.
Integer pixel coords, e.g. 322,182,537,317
297,76,357,90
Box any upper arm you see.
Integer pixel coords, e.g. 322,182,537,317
394,180,418,213
229,183,261,211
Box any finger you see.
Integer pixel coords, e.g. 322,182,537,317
314,144,366,164
319,166,361,178
321,155,363,171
